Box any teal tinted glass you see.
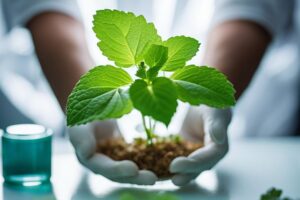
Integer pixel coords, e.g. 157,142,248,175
2,124,52,184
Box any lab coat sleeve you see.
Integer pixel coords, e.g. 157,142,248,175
211,0,295,37
2,0,81,32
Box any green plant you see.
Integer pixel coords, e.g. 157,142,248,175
260,188,295,200
66,9,236,145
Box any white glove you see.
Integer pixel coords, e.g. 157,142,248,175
170,105,231,186
68,120,158,185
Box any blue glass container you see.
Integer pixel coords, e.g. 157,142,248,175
2,124,52,184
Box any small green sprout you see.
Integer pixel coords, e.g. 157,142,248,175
66,9,235,145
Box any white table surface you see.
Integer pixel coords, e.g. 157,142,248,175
1,137,300,200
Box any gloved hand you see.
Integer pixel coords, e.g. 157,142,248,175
170,105,232,186
68,120,158,185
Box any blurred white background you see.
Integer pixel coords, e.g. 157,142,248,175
0,0,298,138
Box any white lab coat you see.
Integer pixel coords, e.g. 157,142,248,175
0,0,80,134
211,0,300,137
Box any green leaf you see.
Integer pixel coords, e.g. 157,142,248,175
143,44,168,80
136,62,147,79
162,36,200,71
171,65,235,108
67,65,133,126
129,77,178,126
93,9,161,67
144,44,168,67
146,65,161,81
261,188,283,200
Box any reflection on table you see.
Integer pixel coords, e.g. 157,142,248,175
1,138,300,200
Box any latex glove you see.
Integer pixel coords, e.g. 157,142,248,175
170,105,231,186
68,120,157,185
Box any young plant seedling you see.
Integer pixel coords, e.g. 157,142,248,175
66,9,235,177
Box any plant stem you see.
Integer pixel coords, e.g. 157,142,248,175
149,117,152,132
152,120,156,132
142,115,153,145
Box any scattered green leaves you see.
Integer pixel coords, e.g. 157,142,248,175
162,36,200,71
260,188,295,200
171,65,235,108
